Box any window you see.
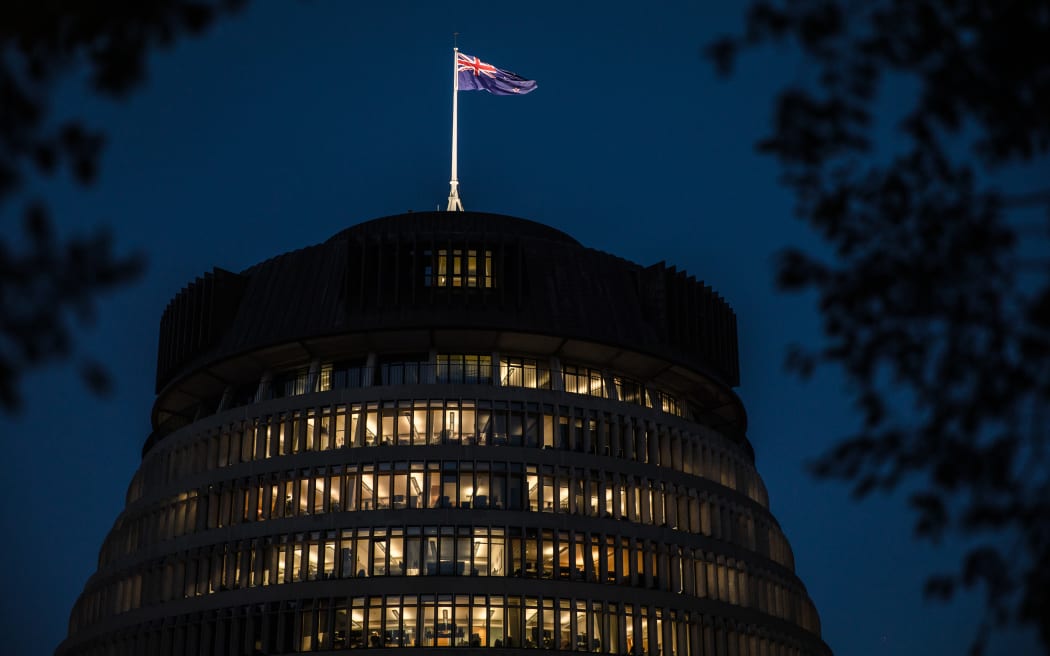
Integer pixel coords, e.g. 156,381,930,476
500,357,552,389
655,390,682,417
436,354,492,384
563,365,606,398
423,248,494,288
378,355,428,386
614,376,646,406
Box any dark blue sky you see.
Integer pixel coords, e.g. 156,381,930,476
0,2,1037,655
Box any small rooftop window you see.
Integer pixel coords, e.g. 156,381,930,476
424,248,493,288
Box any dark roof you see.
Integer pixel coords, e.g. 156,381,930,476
155,211,740,393
324,211,581,248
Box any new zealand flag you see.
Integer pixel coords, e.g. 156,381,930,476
456,52,537,95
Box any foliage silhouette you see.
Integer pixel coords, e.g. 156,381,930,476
0,1,246,412
709,2,1050,653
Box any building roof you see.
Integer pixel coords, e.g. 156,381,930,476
155,210,740,415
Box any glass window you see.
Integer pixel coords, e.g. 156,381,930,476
454,596,470,646
424,534,438,576
385,598,403,647
439,534,456,575
408,468,424,509
422,597,437,646
499,357,550,389
425,249,494,288
380,412,395,445
436,355,492,385
508,467,523,510
323,537,337,580
354,536,370,577
367,600,383,648
402,596,418,647
425,467,441,508
375,472,391,509
400,534,419,576
562,364,605,397
360,468,374,510
525,598,541,648
487,596,505,647
372,532,388,576
297,478,309,515
527,469,540,512
460,404,477,444
408,407,426,445
457,534,472,575
458,471,473,508
558,601,572,651
542,470,555,513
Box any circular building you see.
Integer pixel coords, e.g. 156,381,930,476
58,211,831,656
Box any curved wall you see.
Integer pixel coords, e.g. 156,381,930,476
154,212,739,405
57,213,830,656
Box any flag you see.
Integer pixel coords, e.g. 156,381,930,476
456,52,537,95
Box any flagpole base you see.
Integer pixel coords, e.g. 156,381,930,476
447,182,464,212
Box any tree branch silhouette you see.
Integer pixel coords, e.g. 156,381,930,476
710,2,1050,653
0,1,247,412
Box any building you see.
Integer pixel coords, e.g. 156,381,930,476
57,211,831,656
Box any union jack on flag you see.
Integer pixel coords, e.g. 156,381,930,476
456,52,537,96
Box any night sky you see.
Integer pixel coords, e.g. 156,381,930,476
0,3,1038,655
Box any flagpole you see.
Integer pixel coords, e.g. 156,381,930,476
447,46,464,212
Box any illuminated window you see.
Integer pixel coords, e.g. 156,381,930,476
655,390,682,417
614,376,645,405
270,365,334,398
423,249,494,288
500,357,552,389
562,365,606,398
436,354,492,384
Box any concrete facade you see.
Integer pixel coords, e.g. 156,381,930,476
57,212,831,656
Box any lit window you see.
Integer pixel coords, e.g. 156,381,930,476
562,365,605,398
424,249,494,288
500,357,551,389
436,355,492,384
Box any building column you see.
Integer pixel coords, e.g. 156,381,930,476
550,356,564,391
305,358,321,393
217,385,233,413
254,372,272,404
634,478,651,524
604,371,619,401
364,353,377,387
657,541,671,591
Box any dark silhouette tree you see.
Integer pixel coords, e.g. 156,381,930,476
709,1,1050,653
0,1,246,412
